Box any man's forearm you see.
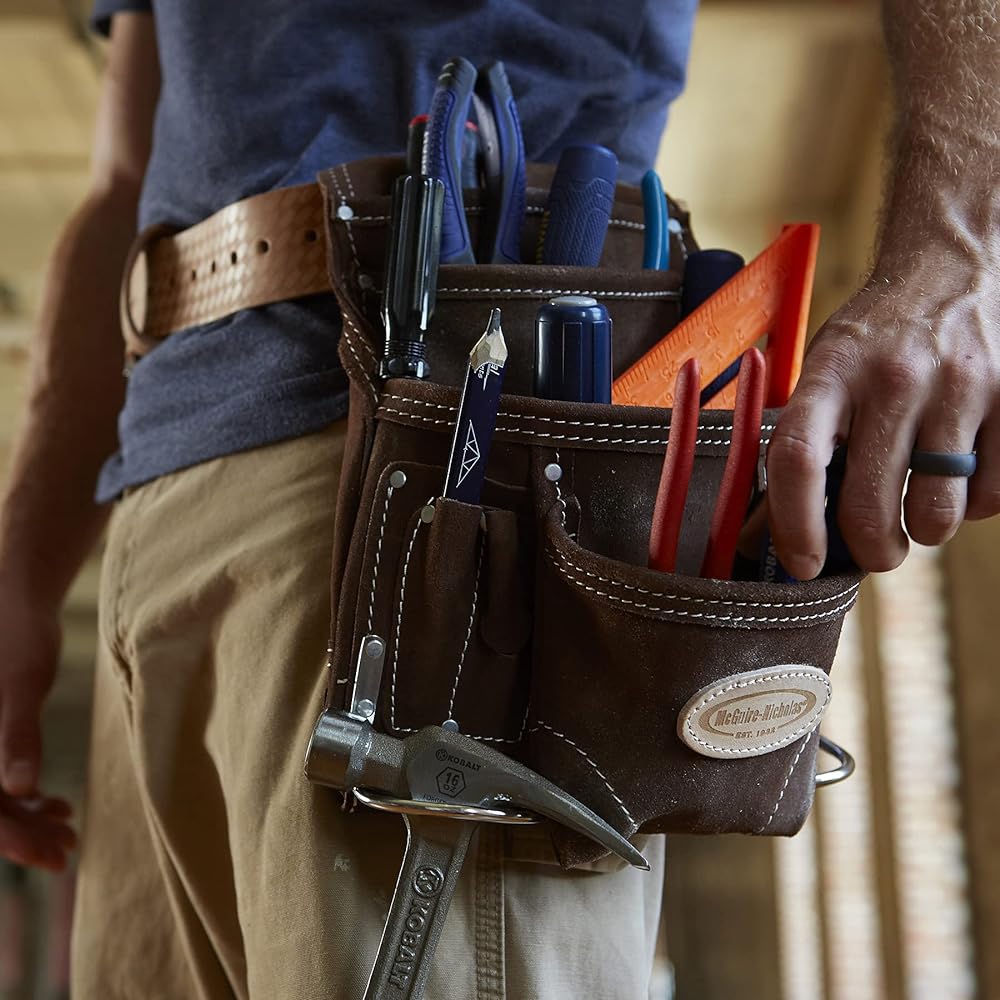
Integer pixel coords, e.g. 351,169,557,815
0,185,138,609
877,0,1000,275
767,0,1000,575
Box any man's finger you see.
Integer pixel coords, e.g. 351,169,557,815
904,382,983,544
836,390,918,573
0,814,71,870
0,687,44,797
767,368,850,580
967,408,1000,521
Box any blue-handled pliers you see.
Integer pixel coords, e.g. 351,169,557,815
422,56,526,264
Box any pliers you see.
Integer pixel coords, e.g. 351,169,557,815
648,348,767,579
422,57,526,264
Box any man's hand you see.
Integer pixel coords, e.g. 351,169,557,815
0,585,77,870
767,254,1000,580
766,0,1000,579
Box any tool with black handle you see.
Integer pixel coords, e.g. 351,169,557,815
380,174,445,379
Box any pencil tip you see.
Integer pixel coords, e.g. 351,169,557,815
487,307,502,336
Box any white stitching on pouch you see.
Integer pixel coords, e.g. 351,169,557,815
328,169,360,273
529,720,636,827
391,706,530,745
550,549,859,611
386,502,526,744
682,672,832,754
553,449,567,527
340,313,378,403
384,393,778,435
340,162,357,200
379,396,777,444
761,737,811,831
389,504,430,730
378,407,768,447
553,561,859,624
455,703,531,745
365,478,396,634
437,287,677,299
446,533,486,720
349,206,643,230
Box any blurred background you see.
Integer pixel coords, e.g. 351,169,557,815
1,1,998,998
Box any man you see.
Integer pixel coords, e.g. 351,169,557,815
0,1,997,996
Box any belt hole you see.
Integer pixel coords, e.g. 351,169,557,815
230,251,238,265
190,268,197,281
256,239,270,254
305,229,318,243
210,260,217,274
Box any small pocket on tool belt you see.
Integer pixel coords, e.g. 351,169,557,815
529,502,862,866
372,486,534,746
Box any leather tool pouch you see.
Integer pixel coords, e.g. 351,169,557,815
317,156,862,868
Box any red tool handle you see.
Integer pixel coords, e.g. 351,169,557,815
649,358,701,573
700,348,766,580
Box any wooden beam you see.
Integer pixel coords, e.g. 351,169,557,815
664,835,783,999
942,521,1000,1000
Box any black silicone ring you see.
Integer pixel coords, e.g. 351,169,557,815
909,449,978,477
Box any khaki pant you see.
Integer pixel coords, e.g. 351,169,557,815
71,422,664,999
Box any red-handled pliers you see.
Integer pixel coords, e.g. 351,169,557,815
648,348,766,579
700,347,766,579
648,357,701,573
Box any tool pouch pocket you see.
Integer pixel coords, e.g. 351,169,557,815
317,156,863,868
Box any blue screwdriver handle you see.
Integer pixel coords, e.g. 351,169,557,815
473,61,526,264
540,144,618,266
422,57,477,264
641,170,668,270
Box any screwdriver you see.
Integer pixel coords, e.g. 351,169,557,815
380,173,444,380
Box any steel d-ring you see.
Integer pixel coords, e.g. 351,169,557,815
815,735,855,787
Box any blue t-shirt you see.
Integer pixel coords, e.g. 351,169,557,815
92,0,698,500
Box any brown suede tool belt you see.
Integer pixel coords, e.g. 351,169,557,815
311,156,862,869
122,157,862,869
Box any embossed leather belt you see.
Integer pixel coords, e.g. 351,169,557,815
120,182,331,360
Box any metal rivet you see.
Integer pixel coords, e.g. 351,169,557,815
389,470,407,489
442,719,460,733
667,218,683,234
544,463,563,482
337,204,355,221
420,505,436,524
357,699,376,718
358,273,375,291
365,637,385,659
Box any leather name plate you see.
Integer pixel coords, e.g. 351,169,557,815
677,665,831,759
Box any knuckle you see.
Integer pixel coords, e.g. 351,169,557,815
843,509,887,548
872,356,924,398
807,341,857,387
840,504,905,571
767,429,824,480
906,489,964,543
938,356,980,397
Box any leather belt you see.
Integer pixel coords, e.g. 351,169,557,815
120,182,331,359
